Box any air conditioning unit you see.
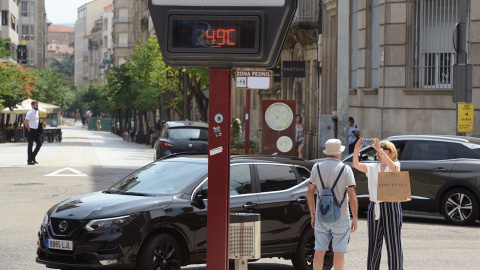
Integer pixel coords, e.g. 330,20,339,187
229,213,261,265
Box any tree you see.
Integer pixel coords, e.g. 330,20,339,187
30,68,75,110
0,38,37,111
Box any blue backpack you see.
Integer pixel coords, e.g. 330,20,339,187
316,164,347,223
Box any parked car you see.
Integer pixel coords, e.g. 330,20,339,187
36,154,332,270
153,121,209,161
335,135,480,226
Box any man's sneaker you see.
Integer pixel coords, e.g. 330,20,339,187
28,161,35,165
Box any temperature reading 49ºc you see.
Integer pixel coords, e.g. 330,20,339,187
203,29,236,46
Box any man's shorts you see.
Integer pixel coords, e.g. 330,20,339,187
314,218,350,253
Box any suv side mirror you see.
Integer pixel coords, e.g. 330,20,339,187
191,190,206,209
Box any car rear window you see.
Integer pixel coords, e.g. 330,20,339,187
448,143,480,159
168,128,208,140
257,164,298,192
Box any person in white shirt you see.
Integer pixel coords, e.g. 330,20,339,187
24,101,43,165
307,139,358,270
352,138,403,270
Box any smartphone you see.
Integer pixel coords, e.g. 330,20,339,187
361,138,374,146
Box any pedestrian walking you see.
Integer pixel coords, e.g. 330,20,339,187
24,101,43,165
352,138,403,270
307,138,358,270
96,120,102,132
295,115,306,159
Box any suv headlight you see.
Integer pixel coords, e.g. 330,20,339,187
85,214,138,232
42,213,49,226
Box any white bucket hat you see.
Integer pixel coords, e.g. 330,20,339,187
323,138,345,155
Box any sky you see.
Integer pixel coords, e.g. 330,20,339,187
45,0,93,25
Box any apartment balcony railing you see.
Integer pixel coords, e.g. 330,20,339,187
113,18,133,24
292,0,320,23
82,73,89,78
82,51,89,57
114,43,133,48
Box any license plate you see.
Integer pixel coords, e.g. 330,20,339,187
47,238,73,251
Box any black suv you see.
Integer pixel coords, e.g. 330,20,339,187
36,155,326,270
153,121,208,161
343,135,480,226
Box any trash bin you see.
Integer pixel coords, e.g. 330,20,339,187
229,213,261,270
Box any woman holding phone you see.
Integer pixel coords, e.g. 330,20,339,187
352,138,403,270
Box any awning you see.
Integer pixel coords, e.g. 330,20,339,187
0,99,61,114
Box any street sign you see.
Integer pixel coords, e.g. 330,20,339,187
99,64,106,69
103,59,109,64
148,0,298,68
458,103,474,133
236,70,273,89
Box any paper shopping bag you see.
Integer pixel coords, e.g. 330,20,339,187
377,171,411,202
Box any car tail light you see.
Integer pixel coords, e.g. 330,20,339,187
161,141,173,149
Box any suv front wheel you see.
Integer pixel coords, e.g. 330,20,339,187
440,188,480,226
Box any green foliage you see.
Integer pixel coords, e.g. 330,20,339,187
30,68,75,110
0,38,13,59
0,63,36,110
76,84,112,116
50,53,74,77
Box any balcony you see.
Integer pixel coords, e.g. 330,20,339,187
113,18,132,24
114,43,133,48
82,73,89,78
292,0,320,24
81,51,89,57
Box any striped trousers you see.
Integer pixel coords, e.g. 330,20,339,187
367,201,403,270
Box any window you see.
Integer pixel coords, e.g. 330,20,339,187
167,128,208,140
119,8,128,20
296,166,311,181
2,11,8,26
447,143,480,159
412,0,460,88
10,14,16,30
350,0,358,89
230,165,252,195
257,164,297,192
410,141,454,161
78,9,86,19
21,1,28,17
119,32,128,46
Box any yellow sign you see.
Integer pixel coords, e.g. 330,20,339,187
458,103,474,133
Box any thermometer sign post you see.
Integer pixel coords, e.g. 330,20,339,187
148,1,297,269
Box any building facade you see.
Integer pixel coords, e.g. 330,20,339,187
46,24,74,67
320,0,480,148
111,0,134,67
1,0,20,64
74,0,112,87
19,0,47,67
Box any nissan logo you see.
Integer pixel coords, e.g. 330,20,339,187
59,220,68,233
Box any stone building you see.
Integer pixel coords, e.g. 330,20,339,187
231,0,321,159
21,0,48,67
322,0,480,147
74,0,112,87
46,24,74,67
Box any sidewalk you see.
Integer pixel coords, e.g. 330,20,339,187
0,120,153,169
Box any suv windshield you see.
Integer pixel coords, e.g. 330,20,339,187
107,161,207,195
168,128,208,140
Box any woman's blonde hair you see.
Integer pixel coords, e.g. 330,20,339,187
377,140,398,162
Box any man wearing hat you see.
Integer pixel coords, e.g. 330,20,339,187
307,138,358,270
